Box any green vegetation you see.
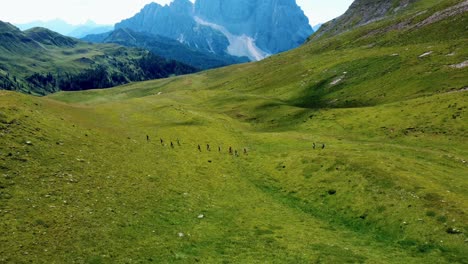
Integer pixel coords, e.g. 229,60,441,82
0,23,197,95
83,28,249,70
1,0,467,262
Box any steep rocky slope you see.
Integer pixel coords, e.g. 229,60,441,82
115,0,312,61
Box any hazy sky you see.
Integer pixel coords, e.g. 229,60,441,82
0,0,354,26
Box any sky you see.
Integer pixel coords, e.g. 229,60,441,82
0,0,354,26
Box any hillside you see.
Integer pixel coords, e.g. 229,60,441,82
0,22,197,95
83,28,249,70
1,0,467,262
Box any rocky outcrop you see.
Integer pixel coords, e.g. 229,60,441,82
312,0,418,39
312,0,468,40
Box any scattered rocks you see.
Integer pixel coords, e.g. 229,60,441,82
419,51,433,58
25,141,33,145
197,214,205,219
328,189,337,195
450,60,468,69
178,232,185,238
330,77,343,86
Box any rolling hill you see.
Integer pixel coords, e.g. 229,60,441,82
0,0,467,262
0,22,197,95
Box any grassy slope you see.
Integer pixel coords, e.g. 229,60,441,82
0,25,196,95
0,37,147,95
1,0,467,263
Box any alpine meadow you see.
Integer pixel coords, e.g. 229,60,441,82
0,0,467,263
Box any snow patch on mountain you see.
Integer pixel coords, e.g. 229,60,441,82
194,16,269,61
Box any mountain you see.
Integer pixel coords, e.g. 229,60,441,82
115,0,313,61
194,0,313,55
0,21,197,95
116,0,231,58
68,25,114,38
1,0,467,263
82,28,249,69
16,19,113,38
24,27,78,47
0,21,44,53
16,19,76,36
312,0,468,41
313,0,418,39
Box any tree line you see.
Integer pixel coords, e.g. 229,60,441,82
0,53,198,95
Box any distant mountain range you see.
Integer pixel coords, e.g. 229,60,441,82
15,0,314,70
3,0,317,93
16,19,113,38
115,0,313,62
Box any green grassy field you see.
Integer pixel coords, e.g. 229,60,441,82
1,0,467,263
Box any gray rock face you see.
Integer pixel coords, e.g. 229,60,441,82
115,0,313,61
116,0,229,55
195,0,313,54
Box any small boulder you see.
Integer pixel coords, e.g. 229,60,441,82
419,51,433,58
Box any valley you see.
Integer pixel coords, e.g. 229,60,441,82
0,0,467,263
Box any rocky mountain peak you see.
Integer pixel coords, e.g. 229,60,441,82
115,0,312,61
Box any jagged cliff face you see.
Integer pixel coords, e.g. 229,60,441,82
195,0,313,54
116,0,230,56
115,0,312,61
